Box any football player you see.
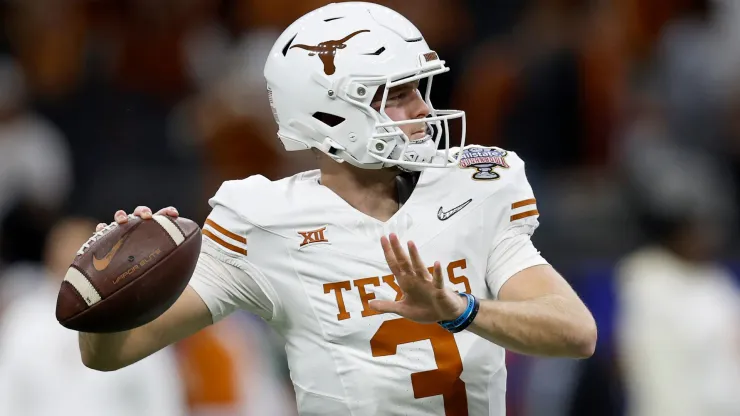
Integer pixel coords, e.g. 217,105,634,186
78,3,596,415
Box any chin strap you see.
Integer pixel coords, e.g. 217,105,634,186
388,135,438,172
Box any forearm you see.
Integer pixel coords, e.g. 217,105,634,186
79,286,213,371
468,294,597,358
79,330,143,371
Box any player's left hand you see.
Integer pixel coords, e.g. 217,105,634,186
369,233,468,324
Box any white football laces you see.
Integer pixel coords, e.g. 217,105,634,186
75,214,134,256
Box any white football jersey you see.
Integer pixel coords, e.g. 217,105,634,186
189,146,548,416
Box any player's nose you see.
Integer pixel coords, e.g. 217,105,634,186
409,89,430,120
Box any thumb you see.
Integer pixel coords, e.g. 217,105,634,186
368,299,403,315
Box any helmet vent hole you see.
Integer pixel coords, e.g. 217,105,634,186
313,112,345,127
362,47,386,56
282,34,297,56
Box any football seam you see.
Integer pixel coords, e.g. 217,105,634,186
60,230,199,324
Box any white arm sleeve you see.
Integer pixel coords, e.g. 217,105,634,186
484,152,549,298
189,238,276,322
485,217,549,298
188,198,280,323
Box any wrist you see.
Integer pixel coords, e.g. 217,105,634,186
438,293,480,333
449,293,468,320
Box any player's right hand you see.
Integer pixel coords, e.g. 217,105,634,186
95,206,179,232
369,233,468,323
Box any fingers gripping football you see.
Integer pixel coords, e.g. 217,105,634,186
96,206,180,232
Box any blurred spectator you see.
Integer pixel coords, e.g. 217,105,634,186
452,0,591,172
0,55,71,226
615,135,740,416
176,314,298,416
175,8,314,196
653,0,727,153
0,55,71,266
3,0,89,99
0,217,186,416
725,87,740,237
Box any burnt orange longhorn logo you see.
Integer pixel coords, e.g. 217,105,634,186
290,30,370,75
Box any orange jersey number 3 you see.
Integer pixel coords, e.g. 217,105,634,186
370,318,468,415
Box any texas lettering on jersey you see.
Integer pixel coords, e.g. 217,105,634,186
324,259,470,321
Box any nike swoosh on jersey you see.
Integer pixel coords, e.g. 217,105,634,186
437,198,473,221
92,234,129,271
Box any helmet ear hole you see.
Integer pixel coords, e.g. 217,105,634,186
312,112,346,127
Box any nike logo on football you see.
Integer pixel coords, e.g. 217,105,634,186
437,199,473,221
92,235,129,271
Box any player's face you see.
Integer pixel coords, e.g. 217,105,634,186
372,81,430,141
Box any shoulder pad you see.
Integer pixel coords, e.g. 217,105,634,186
209,175,271,217
208,173,314,232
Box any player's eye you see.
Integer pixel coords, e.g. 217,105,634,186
388,90,411,101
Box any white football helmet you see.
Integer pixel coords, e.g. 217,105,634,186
263,2,466,171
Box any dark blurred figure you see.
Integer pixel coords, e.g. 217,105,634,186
722,74,740,248
0,55,71,268
454,0,595,174
467,0,530,39
653,0,725,153
613,113,740,415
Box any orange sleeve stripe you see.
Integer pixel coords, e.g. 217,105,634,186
203,229,247,255
511,198,537,209
205,219,246,244
510,210,539,221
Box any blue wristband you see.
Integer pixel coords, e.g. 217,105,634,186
438,293,480,333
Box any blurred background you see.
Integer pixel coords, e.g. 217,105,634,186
1,0,739,415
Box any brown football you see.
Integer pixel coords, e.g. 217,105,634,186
56,215,202,333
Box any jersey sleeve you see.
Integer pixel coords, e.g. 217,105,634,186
188,189,281,322
485,152,549,298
